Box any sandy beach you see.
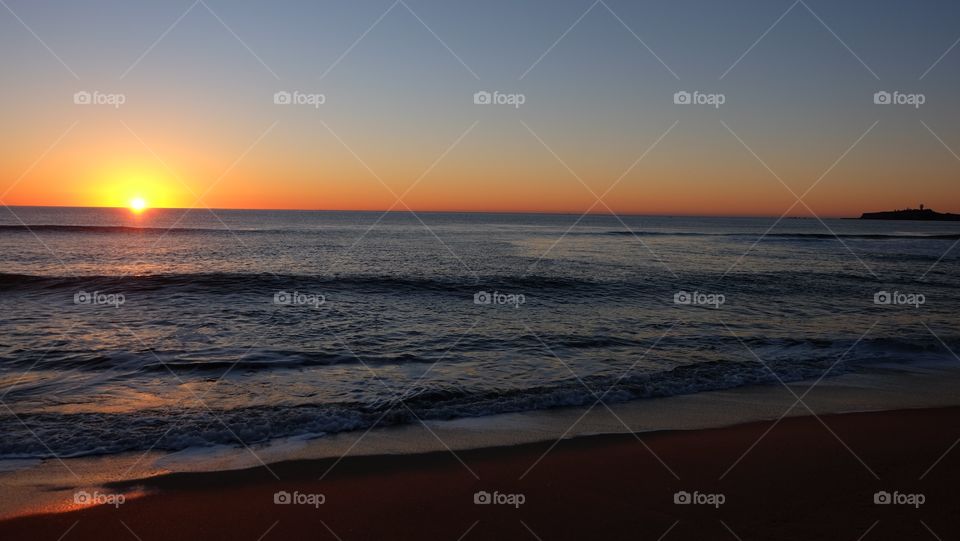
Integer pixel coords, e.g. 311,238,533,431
1,406,956,540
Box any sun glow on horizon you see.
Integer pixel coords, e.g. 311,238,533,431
86,165,186,210
129,197,148,213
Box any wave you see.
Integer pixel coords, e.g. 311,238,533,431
4,224,959,241
0,224,252,234
3,270,955,310
0,336,954,460
3,331,955,382
0,360,861,458
141,351,434,372
0,271,620,295
11,224,958,240
593,230,960,240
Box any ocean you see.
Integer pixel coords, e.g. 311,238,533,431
0,206,958,460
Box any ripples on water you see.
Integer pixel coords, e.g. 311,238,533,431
0,207,957,458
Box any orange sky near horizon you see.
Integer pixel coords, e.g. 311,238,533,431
1,91,958,219
2,94,958,218
2,167,955,218
2,127,957,218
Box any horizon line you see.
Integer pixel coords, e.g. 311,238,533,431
1,204,855,220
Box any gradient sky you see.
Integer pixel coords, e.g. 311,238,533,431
1,0,959,216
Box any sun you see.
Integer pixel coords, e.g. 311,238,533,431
129,197,148,213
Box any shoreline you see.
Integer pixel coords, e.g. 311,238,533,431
3,360,960,524
1,406,958,540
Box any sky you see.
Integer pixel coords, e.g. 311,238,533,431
0,0,959,217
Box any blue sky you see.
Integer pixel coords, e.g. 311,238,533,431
1,0,959,214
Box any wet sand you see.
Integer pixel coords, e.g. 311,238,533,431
1,407,958,540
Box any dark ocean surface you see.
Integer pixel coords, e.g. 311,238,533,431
0,206,957,458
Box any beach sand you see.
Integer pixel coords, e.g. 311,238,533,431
0,407,957,540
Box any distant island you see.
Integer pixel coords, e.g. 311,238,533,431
860,205,960,221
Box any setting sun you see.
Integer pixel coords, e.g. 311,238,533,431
129,197,147,213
